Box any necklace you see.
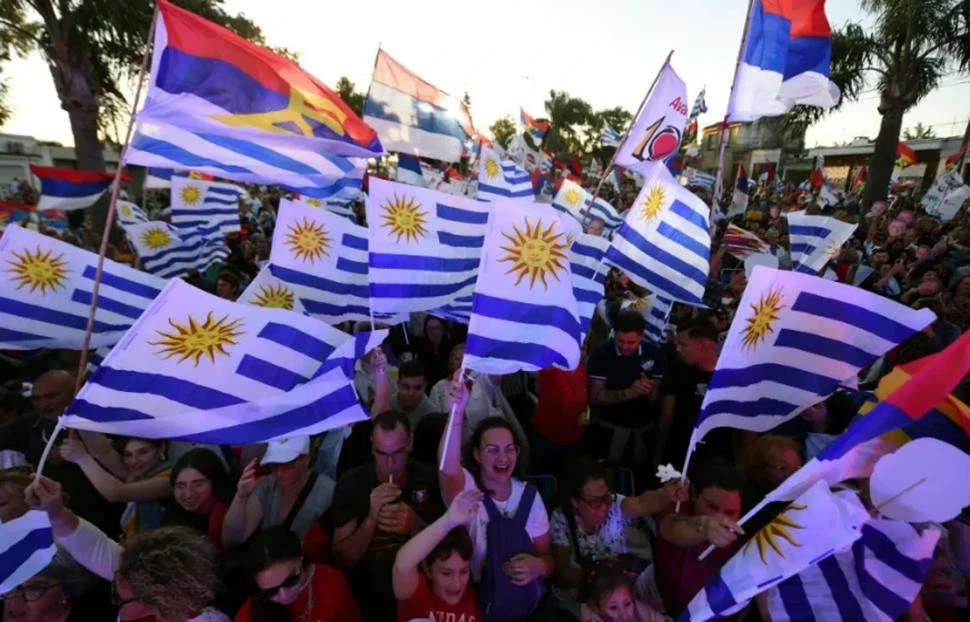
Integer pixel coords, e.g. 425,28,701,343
292,566,316,622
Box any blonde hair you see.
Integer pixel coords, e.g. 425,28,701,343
740,434,800,493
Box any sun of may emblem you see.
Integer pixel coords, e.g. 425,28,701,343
6,246,69,295
285,218,331,263
179,184,203,205
483,157,501,179
640,184,667,221
119,203,132,218
741,286,785,350
141,227,172,250
564,186,583,206
744,502,806,564
304,198,322,208
499,217,569,289
252,283,296,310
150,312,244,366
629,296,651,313
381,194,429,243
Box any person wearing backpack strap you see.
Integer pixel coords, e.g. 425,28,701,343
439,375,555,622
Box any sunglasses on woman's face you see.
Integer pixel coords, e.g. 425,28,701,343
261,567,303,597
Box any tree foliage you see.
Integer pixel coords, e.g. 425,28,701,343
488,115,516,149
335,76,365,117
903,122,937,139
543,89,593,160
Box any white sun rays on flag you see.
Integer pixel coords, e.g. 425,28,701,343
124,221,227,279
464,201,583,374
62,279,380,444
0,226,165,350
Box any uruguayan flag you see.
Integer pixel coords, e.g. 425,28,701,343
430,295,474,324
691,266,935,453
678,482,870,622
601,123,622,147
297,194,358,222
477,145,532,202
787,211,858,274
621,293,673,344
0,511,57,596
589,197,623,234
145,167,174,189
464,202,582,374
570,234,609,341
367,178,491,315
766,520,940,622
238,265,306,313
115,200,149,226
553,179,590,222
62,279,377,443
125,222,227,279
171,177,243,235
605,163,710,305
0,226,164,350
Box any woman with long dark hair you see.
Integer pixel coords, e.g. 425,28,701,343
162,449,233,551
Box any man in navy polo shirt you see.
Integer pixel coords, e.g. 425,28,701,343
586,310,667,470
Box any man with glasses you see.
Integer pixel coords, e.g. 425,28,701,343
331,410,443,621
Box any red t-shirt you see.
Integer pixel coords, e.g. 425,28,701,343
234,564,360,622
533,364,589,444
396,572,482,622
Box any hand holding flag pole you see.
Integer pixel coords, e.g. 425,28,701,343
439,364,469,472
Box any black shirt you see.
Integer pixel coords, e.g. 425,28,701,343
660,361,733,470
588,338,667,427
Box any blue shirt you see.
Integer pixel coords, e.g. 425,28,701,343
588,337,667,427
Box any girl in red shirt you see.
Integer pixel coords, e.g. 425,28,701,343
393,489,484,622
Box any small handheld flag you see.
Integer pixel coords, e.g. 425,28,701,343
786,211,857,274
170,177,244,236
477,146,533,202
0,511,57,596
29,165,119,211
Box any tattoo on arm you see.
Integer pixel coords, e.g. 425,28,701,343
671,515,705,533
591,381,631,406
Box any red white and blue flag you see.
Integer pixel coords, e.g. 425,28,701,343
520,107,550,144
729,0,841,121
29,165,116,211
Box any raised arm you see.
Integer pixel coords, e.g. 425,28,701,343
438,375,469,505
658,511,743,549
621,481,688,519
60,437,170,503
221,458,265,547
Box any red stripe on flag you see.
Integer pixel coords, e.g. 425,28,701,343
887,330,970,420
29,164,129,184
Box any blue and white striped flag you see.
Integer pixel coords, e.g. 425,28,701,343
570,234,609,341
238,265,307,313
691,266,935,454
429,295,474,324
621,293,673,344
61,279,375,443
589,197,623,234
296,194,358,223
145,167,174,189
367,178,491,315
601,123,622,147
0,226,164,350
678,482,870,622
0,511,57,596
396,153,427,187
766,520,940,622
115,200,149,226
464,202,583,374
171,177,243,236
787,211,858,274
605,163,710,305
477,145,532,202
690,87,708,119
125,222,228,279
552,179,590,222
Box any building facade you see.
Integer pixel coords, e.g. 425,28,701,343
0,132,121,188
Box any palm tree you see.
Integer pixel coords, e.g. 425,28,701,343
834,0,970,208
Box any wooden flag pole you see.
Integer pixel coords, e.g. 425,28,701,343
73,4,159,393
582,50,675,225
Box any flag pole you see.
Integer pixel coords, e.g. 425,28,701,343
709,0,757,221
582,50,675,225
438,364,467,472
73,4,159,393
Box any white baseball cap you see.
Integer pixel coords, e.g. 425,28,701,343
260,436,310,465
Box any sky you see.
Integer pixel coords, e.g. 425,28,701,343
2,0,968,149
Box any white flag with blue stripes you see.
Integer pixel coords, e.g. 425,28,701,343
570,234,609,341
766,519,940,622
116,200,149,226
621,293,673,344
367,178,491,315
298,194,359,222
464,202,583,374
589,197,624,234
692,266,935,449
238,265,307,313
61,279,377,443
787,211,858,274
145,167,173,189
477,145,532,202
171,176,243,236
0,511,57,596
0,226,164,350
605,163,710,305
601,123,622,147
678,483,870,622
125,221,228,279
552,179,590,222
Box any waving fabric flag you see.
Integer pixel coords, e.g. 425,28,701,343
690,88,708,119
125,221,227,279
678,483,870,622
728,163,750,218
601,123,622,148
614,61,688,173
170,177,243,235
115,200,149,226
29,165,117,211
620,293,673,344
570,234,609,341
367,178,491,315
477,146,533,202
589,197,623,234
363,49,473,163
552,178,591,222
238,265,306,313
851,166,867,191
896,142,917,169
723,223,769,259
0,511,57,596
145,167,174,189
945,143,968,171
395,153,427,187
766,521,939,622
690,266,935,462
728,0,840,121
464,202,583,374
605,163,710,305
787,211,858,274
61,279,374,443
520,107,550,144
0,226,165,350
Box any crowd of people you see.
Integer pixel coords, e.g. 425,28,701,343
1,165,969,622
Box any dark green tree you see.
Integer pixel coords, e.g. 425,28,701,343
335,76,365,116
488,115,516,149
903,122,938,140
543,89,593,160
